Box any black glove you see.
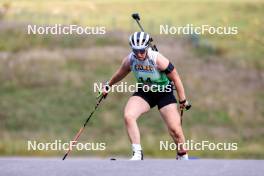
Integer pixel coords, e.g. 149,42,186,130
179,100,191,110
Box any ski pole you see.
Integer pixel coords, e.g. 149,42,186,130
180,104,191,125
62,96,105,160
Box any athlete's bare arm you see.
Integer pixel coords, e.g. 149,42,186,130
156,53,186,101
109,56,131,86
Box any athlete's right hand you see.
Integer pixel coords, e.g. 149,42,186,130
97,81,110,99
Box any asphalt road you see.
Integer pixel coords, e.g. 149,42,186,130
0,158,263,176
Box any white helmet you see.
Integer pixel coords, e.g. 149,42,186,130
129,32,150,50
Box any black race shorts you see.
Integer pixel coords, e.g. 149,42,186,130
132,89,177,109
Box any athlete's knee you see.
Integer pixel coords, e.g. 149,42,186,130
169,126,182,139
124,112,137,125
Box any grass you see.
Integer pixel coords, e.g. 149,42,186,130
0,38,263,158
1,0,263,67
0,28,125,52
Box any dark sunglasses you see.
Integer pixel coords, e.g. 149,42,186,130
133,48,146,54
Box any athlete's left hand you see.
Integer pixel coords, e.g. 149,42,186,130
179,100,191,110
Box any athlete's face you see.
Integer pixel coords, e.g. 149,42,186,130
133,49,147,60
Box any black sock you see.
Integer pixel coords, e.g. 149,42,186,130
177,151,187,156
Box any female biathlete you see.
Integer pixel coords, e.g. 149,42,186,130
99,32,191,160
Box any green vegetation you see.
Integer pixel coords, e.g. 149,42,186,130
0,0,263,158
1,0,263,68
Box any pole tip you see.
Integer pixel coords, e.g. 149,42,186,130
62,153,68,160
